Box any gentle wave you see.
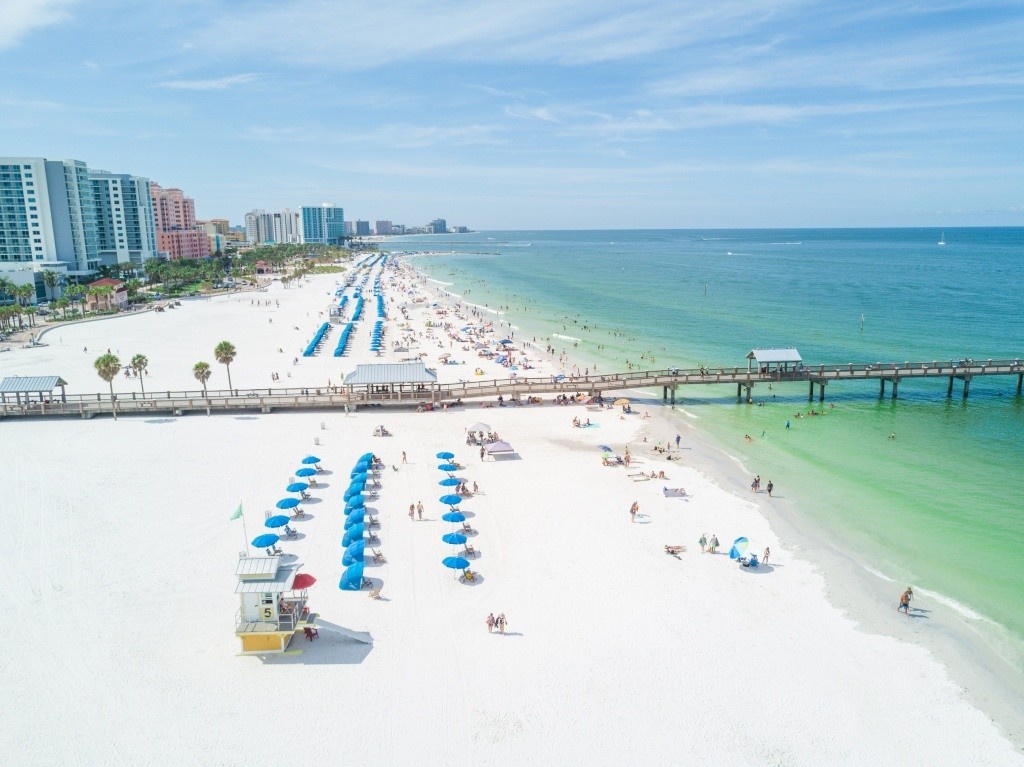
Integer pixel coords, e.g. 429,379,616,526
552,333,581,342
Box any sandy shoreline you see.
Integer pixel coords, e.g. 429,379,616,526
1,262,1021,764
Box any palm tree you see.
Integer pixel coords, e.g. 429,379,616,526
130,353,149,395
41,270,60,300
53,297,70,320
15,283,34,308
214,341,237,393
94,353,121,420
193,361,212,416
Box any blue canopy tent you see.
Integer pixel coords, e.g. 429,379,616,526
343,540,366,566
342,523,365,547
339,562,365,591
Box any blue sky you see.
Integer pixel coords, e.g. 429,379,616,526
1,0,1022,229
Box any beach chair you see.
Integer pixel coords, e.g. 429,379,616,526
368,588,382,599
461,522,474,534
464,544,477,557
372,548,386,563
366,515,380,528
461,570,477,582
303,626,319,641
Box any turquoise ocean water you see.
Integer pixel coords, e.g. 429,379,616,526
392,228,1024,665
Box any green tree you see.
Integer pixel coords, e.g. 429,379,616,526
193,361,212,416
130,353,149,395
214,341,237,392
94,353,121,420
41,270,60,300
53,297,70,320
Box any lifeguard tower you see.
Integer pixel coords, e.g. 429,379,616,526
234,555,317,654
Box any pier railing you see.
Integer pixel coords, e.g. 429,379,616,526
2,358,1022,420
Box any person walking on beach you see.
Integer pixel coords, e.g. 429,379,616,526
497,613,507,635
486,613,496,633
766,480,774,497
675,434,681,448
763,547,770,565
898,587,913,615
409,503,415,521
629,501,639,523
416,501,424,520
709,534,719,554
699,533,708,553
402,451,407,464
480,446,485,461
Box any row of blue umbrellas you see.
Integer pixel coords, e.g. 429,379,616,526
251,455,322,548
436,451,472,576
340,452,379,591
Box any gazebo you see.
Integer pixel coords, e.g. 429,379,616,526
343,362,438,399
746,349,802,374
0,375,68,405
485,440,517,460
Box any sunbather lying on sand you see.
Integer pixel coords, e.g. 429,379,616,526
664,545,685,555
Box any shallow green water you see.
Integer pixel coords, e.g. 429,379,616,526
395,227,1024,663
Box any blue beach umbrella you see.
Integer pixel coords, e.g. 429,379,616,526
346,495,366,509
437,463,459,472
442,532,467,546
442,511,466,524
436,451,455,460
598,445,612,453
439,477,461,487
276,497,300,510
295,467,316,478
439,494,463,507
302,455,321,465
344,510,365,530
442,556,470,570
286,482,309,493
350,471,368,483
353,462,371,474
342,540,366,566
265,515,291,529
359,452,374,462
339,562,365,591
729,537,750,560
342,524,365,547
344,483,364,499
252,533,280,548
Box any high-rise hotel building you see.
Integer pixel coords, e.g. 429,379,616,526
90,170,158,268
0,157,98,274
150,183,209,260
301,204,345,244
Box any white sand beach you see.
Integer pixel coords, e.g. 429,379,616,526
1,263,1021,765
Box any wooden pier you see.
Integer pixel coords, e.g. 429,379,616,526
1,357,1022,420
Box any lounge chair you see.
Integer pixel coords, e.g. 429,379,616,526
367,531,380,544
464,544,477,557
461,522,474,534
368,587,382,599
663,487,687,497
300,491,312,500
460,570,477,582
361,577,374,589
372,548,386,563
366,515,380,528
266,546,283,556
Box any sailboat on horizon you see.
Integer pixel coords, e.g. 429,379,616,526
938,232,946,246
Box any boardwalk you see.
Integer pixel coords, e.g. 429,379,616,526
2,357,1022,420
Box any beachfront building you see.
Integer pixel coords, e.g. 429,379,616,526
84,277,128,311
375,220,392,235
244,209,302,245
89,170,158,269
150,183,210,260
429,218,447,234
355,220,371,236
302,204,345,245
234,554,317,654
0,157,99,278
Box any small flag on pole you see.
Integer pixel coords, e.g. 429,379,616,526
231,502,243,521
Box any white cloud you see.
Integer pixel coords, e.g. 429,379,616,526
0,0,77,50
160,73,260,91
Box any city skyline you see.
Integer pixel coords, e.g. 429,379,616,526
1,2,1022,228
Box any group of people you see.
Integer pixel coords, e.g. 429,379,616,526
485,612,509,634
408,501,424,521
571,416,592,428
750,475,774,496
697,533,720,553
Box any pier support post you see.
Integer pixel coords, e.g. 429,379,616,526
891,378,899,400
947,376,954,398
879,379,886,398
1017,373,1022,396
670,386,676,405
809,381,814,401
818,381,827,403
662,386,667,402
737,382,742,402
745,384,753,403
962,376,971,398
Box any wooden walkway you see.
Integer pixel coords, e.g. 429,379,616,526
2,357,1022,420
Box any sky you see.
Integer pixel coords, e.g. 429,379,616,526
1,0,1022,229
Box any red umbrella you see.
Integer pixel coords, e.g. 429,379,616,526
293,573,317,590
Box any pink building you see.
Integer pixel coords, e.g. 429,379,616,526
150,182,210,260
